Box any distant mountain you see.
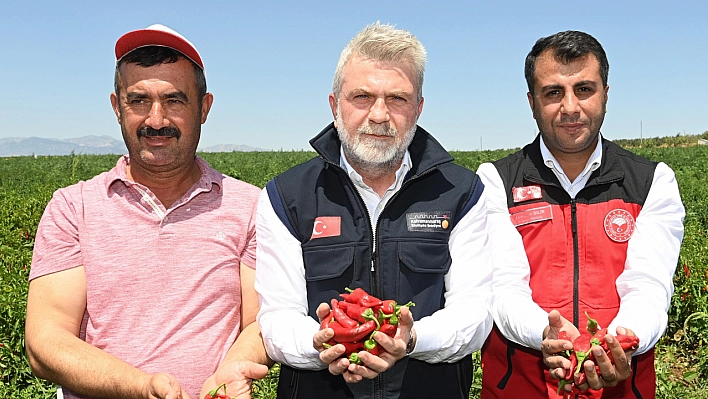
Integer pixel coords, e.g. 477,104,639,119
0,136,266,156
0,136,127,156
198,144,266,152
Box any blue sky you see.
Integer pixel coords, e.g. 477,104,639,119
1,1,706,151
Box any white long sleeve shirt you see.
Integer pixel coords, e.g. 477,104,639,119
477,137,685,354
256,150,493,369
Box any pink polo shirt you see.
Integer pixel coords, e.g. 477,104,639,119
30,155,260,399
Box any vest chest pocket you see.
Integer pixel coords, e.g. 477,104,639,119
396,241,451,318
303,244,356,281
397,241,452,274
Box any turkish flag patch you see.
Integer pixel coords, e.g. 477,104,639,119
512,185,542,203
310,216,341,239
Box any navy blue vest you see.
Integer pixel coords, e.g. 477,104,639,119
267,123,484,399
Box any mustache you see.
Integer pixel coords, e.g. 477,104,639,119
137,126,181,139
559,114,587,125
358,123,396,137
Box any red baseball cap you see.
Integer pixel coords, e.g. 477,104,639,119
115,24,204,70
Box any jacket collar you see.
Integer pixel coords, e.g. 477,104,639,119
309,122,454,180
522,134,625,187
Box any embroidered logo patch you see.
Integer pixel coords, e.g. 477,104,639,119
310,216,341,239
604,209,635,242
512,185,542,203
406,211,452,232
510,205,553,227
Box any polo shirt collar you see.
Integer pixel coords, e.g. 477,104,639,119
105,155,223,194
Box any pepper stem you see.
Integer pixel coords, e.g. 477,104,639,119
208,383,228,398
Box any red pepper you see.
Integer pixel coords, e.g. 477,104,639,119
331,299,358,328
602,334,640,363
576,365,601,386
566,352,577,381
364,332,388,356
320,311,334,330
331,319,377,343
614,335,640,350
379,322,397,338
364,336,377,351
204,383,231,399
558,312,641,394
342,288,368,304
339,301,370,323
368,345,383,356
380,300,396,315
344,287,382,307
573,331,592,353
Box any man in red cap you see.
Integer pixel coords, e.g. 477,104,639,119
25,24,270,399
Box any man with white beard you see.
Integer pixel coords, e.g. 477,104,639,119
255,22,493,399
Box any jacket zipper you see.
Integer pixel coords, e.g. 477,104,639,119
570,199,579,327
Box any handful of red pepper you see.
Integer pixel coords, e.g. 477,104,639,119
203,383,231,399
556,312,640,396
320,287,414,365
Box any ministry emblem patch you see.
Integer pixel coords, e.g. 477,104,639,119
603,209,635,242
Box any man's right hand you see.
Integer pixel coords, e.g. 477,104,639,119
541,310,579,381
313,303,354,379
146,372,189,399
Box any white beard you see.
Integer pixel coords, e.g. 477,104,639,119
336,105,416,177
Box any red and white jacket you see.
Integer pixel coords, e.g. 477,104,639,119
478,136,684,399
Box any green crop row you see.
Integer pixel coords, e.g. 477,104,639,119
1,146,707,398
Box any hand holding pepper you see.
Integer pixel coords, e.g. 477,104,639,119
575,326,638,391
313,288,416,384
344,305,415,382
552,312,639,394
198,360,270,399
203,383,231,399
541,310,579,381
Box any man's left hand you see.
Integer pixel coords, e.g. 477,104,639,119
576,327,636,390
343,306,414,382
200,361,269,399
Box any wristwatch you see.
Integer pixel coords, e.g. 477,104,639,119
405,329,415,356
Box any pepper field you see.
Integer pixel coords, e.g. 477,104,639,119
1,144,707,398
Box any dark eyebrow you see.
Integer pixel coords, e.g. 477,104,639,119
163,91,189,102
573,80,598,89
349,88,371,97
388,91,411,98
540,81,598,93
126,92,149,101
540,84,563,93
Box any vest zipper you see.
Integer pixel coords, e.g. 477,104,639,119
373,165,439,298
325,159,441,399
323,160,378,286
570,199,579,327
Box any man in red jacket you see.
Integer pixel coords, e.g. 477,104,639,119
478,30,684,398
